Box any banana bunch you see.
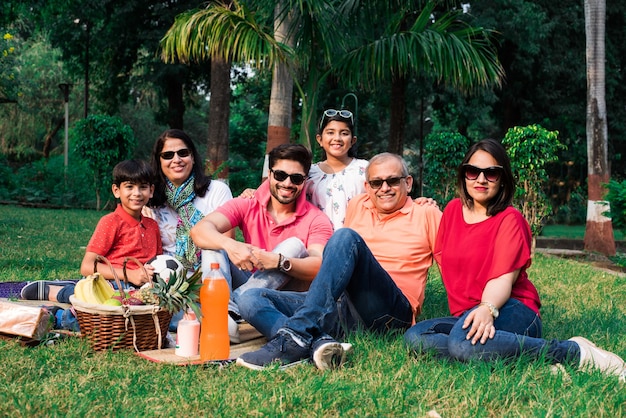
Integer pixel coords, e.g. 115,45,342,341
74,273,115,304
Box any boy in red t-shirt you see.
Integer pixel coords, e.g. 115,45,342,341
21,159,162,330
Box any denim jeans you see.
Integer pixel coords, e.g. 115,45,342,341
404,298,580,365
236,228,413,345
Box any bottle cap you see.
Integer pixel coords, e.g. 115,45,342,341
210,262,220,269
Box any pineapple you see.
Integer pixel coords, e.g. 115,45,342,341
149,268,203,319
131,288,159,305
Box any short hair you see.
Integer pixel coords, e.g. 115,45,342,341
317,110,357,159
268,143,313,175
149,129,211,207
112,159,154,186
366,153,409,180
456,138,515,216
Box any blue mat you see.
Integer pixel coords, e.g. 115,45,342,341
0,281,79,299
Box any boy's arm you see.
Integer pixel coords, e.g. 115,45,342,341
80,251,153,287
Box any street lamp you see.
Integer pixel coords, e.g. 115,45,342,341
74,18,90,118
58,83,72,168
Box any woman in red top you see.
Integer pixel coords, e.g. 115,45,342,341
404,139,625,378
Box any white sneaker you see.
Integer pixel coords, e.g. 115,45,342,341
569,336,626,377
229,315,240,344
311,338,352,370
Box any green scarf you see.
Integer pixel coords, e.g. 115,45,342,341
165,174,204,270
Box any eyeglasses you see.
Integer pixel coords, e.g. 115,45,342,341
367,176,406,190
160,148,191,160
463,164,503,182
270,169,307,185
319,109,354,128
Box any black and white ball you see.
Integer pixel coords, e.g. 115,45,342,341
147,254,183,282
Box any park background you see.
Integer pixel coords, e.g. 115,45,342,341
1,2,626,416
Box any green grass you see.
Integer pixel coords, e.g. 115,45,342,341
1,205,625,416
541,224,625,240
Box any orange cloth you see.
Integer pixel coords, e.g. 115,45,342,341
345,194,441,318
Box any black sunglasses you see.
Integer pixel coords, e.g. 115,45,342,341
367,176,406,190
160,148,191,160
319,109,354,128
270,169,307,185
463,164,503,183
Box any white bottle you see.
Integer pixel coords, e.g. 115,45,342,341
175,310,200,357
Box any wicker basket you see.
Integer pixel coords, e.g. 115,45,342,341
70,256,172,352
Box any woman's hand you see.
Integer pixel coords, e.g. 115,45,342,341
462,305,496,345
239,188,257,199
414,196,439,208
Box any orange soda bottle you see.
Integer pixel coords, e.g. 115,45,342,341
199,262,230,361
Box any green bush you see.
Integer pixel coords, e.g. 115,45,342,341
503,124,566,236
422,131,469,206
604,179,626,234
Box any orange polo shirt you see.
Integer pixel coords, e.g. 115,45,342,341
344,194,441,318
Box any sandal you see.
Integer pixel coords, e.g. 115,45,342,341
20,280,76,301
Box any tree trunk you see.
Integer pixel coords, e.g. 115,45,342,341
206,58,231,180
583,0,615,256
42,118,64,158
263,2,295,179
388,76,407,155
165,67,185,129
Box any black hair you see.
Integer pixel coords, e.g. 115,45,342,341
317,111,357,159
149,129,211,207
456,138,515,216
112,159,154,186
268,143,313,175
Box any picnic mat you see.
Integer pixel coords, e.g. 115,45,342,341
136,323,266,365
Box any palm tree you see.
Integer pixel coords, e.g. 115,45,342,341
583,0,615,255
333,1,503,154
161,0,502,167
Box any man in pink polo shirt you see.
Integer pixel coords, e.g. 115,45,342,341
190,144,333,326
235,152,442,371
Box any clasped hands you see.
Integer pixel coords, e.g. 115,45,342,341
227,241,277,272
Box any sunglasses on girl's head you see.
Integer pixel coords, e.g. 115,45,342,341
367,176,406,190
463,164,503,182
319,109,354,128
160,148,191,160
270,168,307,185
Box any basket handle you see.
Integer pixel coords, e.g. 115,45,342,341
123,257,153,289
95,255,128,301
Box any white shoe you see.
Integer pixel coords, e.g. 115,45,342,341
229,315,240,344
569,336,626,377
311,338,352,370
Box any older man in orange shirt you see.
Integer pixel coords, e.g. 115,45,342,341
236,153,442,371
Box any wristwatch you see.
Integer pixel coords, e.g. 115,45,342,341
479,301,499,319
278,254,292,273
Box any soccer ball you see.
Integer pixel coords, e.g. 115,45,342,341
147,254,183,282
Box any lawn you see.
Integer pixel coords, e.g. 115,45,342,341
541,224,625,240
0,205,624,417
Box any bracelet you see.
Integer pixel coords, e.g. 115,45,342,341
479,301,499,319
277,253,284,270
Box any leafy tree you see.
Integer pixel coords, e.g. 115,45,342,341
502,125,565,237
73,114,135,210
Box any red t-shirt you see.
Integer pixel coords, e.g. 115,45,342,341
86,204,162,270
435,198,541,317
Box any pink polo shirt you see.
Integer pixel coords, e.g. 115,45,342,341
216,180,333,251
344,194,442,317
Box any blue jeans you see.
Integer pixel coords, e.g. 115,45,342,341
236,228,413,345
404,298,580,365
